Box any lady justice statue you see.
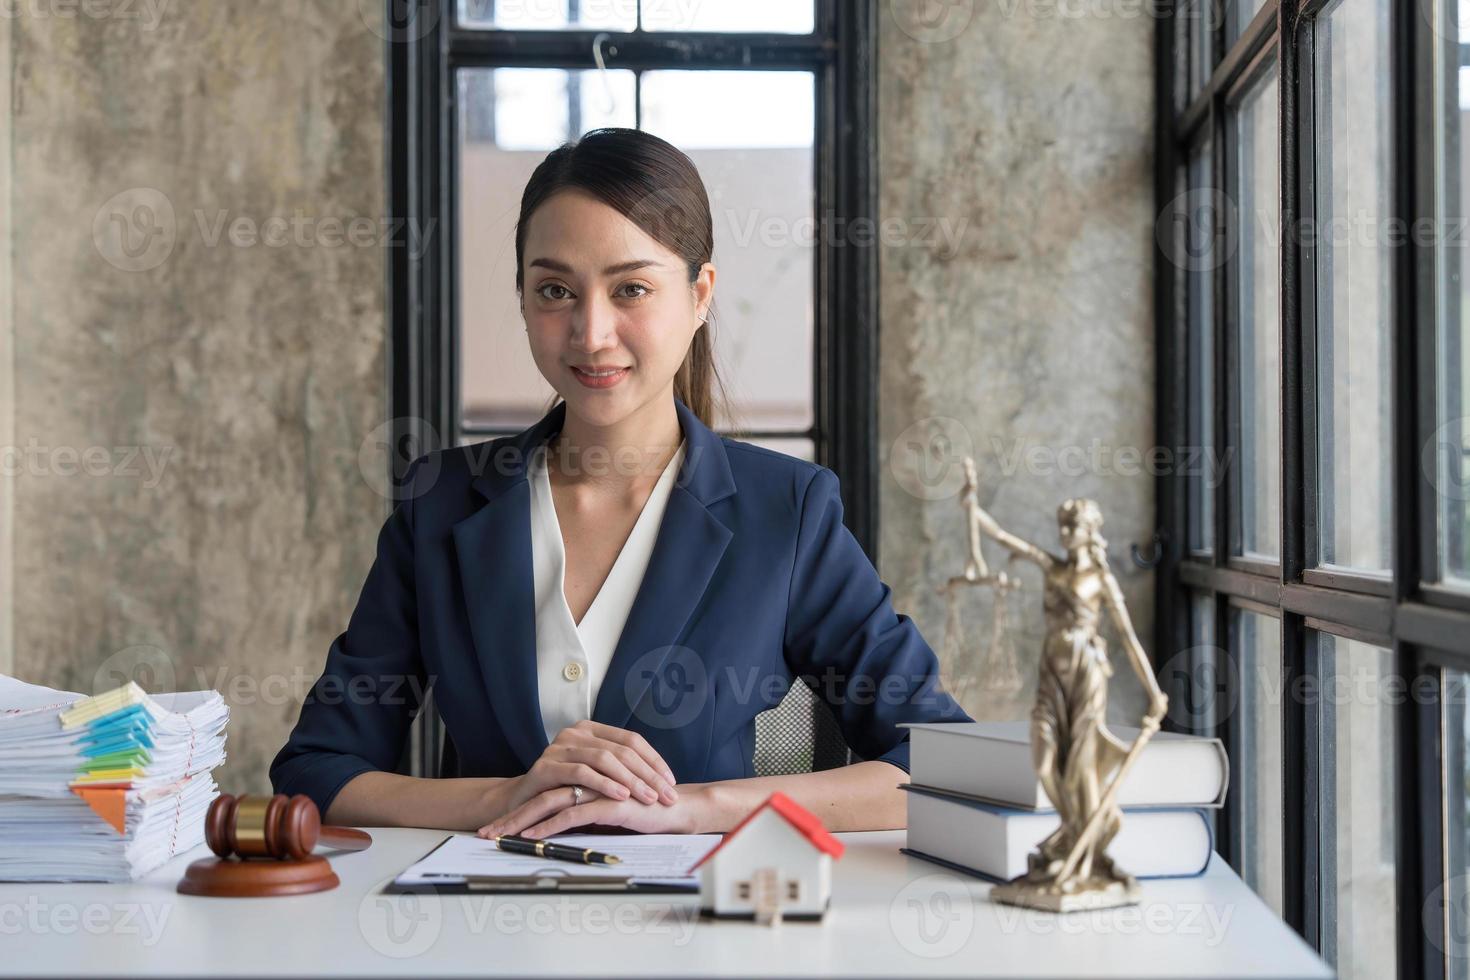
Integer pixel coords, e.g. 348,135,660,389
958,461,1169,911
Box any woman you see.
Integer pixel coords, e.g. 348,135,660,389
270,128,970,838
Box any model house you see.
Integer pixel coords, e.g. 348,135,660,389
690,791,845,923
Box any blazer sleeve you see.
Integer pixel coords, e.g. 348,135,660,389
782,466,972,774
268,455,431,818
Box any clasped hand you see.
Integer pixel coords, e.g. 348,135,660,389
477,719,696,840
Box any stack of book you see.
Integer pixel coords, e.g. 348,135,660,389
898,721,1228,882
0,674,228,881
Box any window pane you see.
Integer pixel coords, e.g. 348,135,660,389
1234,65,1281,560
1315,633,1396,980
458,0,637,30
1443,669,1470,979
641,0,814,33
1188,141,1216,553
1235,608,1283,916
457,68,637,429
1224,0,1266,45
1433,0,1470,587
1313,0,1394,574
640,71,815,431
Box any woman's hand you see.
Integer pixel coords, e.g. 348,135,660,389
500,720,679,816
478,784,710,840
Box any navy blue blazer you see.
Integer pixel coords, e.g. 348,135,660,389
270,396,971,817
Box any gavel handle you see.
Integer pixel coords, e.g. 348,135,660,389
318,826,373,851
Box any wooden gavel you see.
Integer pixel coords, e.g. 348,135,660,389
180,792,372,897
205,792,372,860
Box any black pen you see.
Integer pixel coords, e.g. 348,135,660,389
492,834,622,866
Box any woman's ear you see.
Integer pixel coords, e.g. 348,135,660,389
693,261,716,323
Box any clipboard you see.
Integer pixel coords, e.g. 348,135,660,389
383,835,703,895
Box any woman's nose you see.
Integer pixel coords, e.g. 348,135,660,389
570,295,618,351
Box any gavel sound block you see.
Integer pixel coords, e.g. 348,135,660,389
177,792,372,897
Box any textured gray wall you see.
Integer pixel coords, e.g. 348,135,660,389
877,3,1156,724
4,3,388,792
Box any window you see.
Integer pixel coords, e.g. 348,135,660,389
1160,0,1470,973
1235,607,1283,918
1314,632,1396,978
390,0,877,779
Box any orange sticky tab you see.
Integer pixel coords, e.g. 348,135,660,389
71,786,127,834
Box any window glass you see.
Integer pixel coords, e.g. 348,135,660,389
1234,65,1281,560
1315,633,1397,979
1313,0,1394,574
1188,141,1217,553
1236,608,1284,916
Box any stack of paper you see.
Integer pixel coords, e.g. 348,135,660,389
0,674,229,881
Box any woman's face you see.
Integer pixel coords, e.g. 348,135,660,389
520,189,714,430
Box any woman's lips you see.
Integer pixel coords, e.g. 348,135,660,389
571,365,631,389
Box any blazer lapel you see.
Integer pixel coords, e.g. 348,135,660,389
453,397,737,772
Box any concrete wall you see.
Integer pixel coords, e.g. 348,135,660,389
877,2,1156,723
4,3,389,792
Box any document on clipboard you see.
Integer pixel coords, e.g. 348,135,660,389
388,833,723,894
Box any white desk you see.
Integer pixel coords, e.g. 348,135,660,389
3,829,1330,977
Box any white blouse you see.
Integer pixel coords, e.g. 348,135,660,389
529,438,688,746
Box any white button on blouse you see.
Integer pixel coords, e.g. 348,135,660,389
529,437,688,747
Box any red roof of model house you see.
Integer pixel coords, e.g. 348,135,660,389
688,791,846,872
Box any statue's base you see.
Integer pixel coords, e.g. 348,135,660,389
989,877,1140,913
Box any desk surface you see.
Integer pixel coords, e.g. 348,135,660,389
4,829,1330,978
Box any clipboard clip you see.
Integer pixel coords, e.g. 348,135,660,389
463,873,633,892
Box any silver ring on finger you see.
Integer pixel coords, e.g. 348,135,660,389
571,785,584,805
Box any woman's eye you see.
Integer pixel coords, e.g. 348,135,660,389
537,283,572,301
617,283,650,299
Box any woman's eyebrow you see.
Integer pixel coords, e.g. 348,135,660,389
528,257,665,276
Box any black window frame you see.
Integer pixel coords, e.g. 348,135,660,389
386,0,880,779
1157,0,1470,976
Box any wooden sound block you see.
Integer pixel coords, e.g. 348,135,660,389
177,855,340,897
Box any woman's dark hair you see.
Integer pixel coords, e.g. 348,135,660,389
515,127,732,432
